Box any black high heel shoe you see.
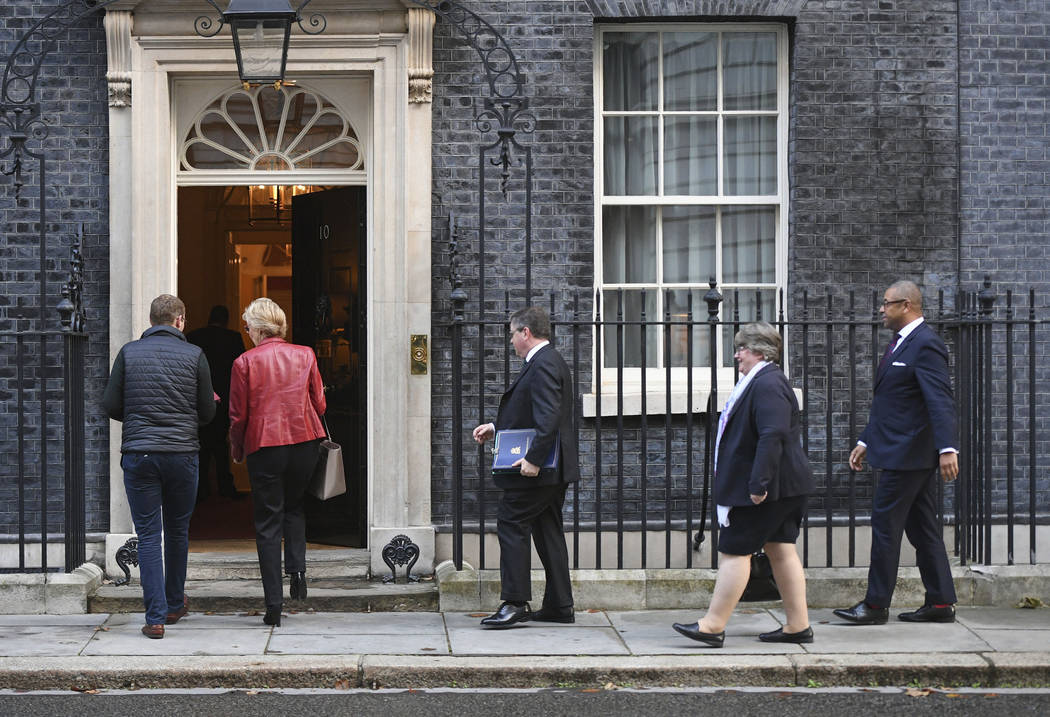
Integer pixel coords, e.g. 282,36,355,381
263,606,282,627
289,572,307,601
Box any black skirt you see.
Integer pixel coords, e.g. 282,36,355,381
716,495,807,556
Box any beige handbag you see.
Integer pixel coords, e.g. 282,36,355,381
309,416,346,500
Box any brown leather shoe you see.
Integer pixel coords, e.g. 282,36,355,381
141,624,164,639
166,596,189,625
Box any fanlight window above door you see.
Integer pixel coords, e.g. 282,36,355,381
180,85,362,171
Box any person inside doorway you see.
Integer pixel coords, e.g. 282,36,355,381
187,304,245,501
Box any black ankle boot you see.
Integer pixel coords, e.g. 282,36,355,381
263,606,282,627
289,572,307,601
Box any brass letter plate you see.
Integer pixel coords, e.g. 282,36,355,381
410,334,428,374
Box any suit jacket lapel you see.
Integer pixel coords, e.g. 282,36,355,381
874,323,923,388
505,344,547,395
722,363,770,431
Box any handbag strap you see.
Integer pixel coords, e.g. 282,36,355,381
320,414,331,440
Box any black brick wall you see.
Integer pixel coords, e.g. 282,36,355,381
958,0,1050,514
429,1,1049,532
0,1,109,538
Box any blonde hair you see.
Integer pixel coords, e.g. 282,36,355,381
242,297,287,339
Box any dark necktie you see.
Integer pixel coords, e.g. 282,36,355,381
878,333,902,370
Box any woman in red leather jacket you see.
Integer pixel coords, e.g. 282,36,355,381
229,297,327,627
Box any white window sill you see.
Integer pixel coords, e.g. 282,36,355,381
581,386,804,418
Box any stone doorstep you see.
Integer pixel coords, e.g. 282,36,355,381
89,577,439,614
0,653,1048,690
183,550,371,581
435,562,1050,612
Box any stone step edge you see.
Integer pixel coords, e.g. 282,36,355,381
88,582,439,613
0,653,1047,690
436,563,1050,611
183,568,370,580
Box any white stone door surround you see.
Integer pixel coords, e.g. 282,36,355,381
103,1,434,578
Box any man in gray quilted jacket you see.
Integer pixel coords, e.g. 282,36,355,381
103,294,216,639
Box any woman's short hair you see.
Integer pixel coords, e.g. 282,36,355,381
734,321,782,363
242,297,287,339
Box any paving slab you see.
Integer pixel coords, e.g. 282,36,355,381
446,618,628,656
0,625,99,656
968,628,1050,652
0,614,108,627
955,607,1050,630
273,611,445,634
802,609,993,654
267,632,448,655
608,608,799,655
81,621,271,656
442,609,611,630
102,611,266,630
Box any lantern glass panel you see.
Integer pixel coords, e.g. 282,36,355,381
232,18,290,83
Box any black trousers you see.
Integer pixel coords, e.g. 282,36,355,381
246,440,320,608
865,466,957,608
496,483,573,608
197,412,234,498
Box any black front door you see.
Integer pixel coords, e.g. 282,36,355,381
292,187,367,547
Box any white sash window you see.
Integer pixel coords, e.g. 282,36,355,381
596,24,788,396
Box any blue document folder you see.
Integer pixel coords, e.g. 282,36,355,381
491,428,560,474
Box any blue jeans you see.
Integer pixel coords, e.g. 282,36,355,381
122,452,198,625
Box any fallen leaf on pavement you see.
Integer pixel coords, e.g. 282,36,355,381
906,688,931,697
1016,596,1045,609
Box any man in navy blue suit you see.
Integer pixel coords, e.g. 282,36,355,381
472,306,579,629
834,280,960,625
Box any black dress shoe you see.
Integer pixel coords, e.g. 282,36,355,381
898,604,955,623
759,626,814,644
263,606,282,627
671,622,725,647
531,606,575,623
480,602,531,629
289,572,307,601
833,600,889,625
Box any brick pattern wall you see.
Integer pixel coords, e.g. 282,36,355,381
958,0,1050,515
0,1,109,538
430,1,1049,535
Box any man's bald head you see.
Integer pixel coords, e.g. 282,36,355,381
888,280,923,312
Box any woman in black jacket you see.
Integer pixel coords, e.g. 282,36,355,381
673,322,815,647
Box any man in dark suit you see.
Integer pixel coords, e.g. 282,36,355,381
187,305,246,501
472,306,579,628
835,280,960,625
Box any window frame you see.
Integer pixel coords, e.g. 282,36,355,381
592,22,789,404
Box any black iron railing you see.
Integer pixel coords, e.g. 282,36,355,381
0,228,88,573
438,277,1049,570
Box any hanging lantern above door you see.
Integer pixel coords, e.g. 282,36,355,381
195,0,327,88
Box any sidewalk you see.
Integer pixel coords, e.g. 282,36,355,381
1,606,1048,690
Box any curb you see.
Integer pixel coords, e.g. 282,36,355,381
1,653,1048,690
